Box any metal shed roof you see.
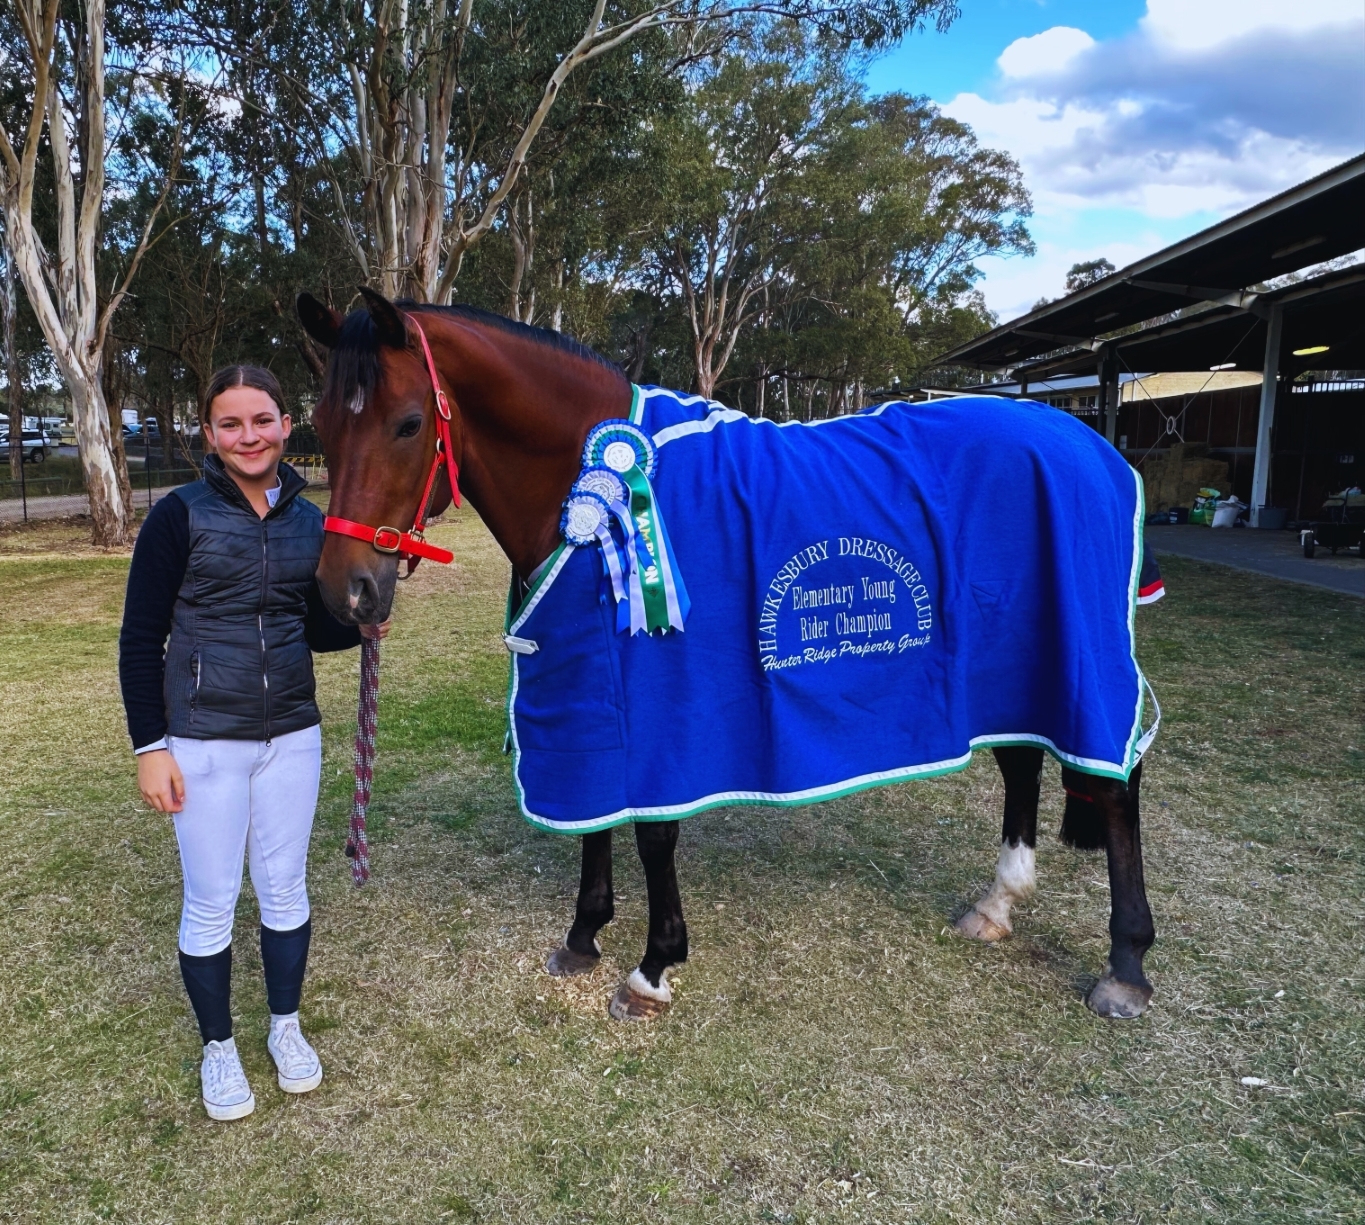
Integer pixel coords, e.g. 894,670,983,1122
935,152,1365,371
1008,265,1365,381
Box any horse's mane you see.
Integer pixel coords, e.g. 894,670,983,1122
320,300,624,415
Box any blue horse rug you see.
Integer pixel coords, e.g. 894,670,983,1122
504,389,1159,834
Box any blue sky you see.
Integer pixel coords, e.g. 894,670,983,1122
865,0,1365,321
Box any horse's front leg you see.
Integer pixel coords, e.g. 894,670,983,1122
956,746,1043,942
1085,759,1155,1018
547,829,614,976
609,820,687,1021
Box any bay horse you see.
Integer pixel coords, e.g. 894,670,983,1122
299,288,1157,1022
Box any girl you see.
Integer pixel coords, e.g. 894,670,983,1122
119,366,386,1121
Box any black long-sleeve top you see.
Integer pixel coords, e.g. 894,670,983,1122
118,492,362,751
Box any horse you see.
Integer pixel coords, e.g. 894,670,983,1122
298,287,1157,1022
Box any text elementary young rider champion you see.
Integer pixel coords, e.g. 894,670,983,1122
118,366,389,1121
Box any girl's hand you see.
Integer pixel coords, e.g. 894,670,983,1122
359,619,392,641
138,750,186,813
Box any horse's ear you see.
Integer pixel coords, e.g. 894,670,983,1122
296,293,342,349
358,286,408,348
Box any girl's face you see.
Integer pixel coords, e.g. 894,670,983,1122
205,387,291,484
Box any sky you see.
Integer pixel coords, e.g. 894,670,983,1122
866,0,1365,321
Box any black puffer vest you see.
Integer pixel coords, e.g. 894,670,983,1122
163,457,324,741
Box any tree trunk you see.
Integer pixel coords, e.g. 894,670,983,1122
2,243,20,480
67,374,129,544
755,373,766,419
550,261,563,332
157,398,174,463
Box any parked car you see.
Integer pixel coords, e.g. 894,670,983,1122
0,430,49,463
123,420,166,443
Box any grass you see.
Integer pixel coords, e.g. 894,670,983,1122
0,455,90,501
0,509,1361,1223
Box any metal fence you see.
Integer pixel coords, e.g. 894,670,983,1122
1,433,328,523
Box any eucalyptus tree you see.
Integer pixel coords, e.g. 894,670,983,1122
0,0,207,543
642,25,863,399
181,1,958,304
1,220,20,478
763,92,1030,404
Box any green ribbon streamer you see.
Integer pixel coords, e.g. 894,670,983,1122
623,463,672,633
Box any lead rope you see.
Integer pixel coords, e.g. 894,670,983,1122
345,635,380,885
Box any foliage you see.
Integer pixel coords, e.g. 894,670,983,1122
0,0,1029,463
1065,257,1116,293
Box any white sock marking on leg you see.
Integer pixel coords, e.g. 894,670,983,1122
972,840,1036,931
626,967,672,1002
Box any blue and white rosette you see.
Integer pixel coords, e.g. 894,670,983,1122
560,489,631,611
571,466,644,633
561,420,689,635
582,420,657,480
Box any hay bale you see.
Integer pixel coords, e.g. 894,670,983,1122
1141,442,1230,513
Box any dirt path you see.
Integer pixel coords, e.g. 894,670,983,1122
0,483,187,523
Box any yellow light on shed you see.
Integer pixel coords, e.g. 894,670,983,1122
1292,345,1330,356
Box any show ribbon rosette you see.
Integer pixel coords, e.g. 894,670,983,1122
560,420,689,635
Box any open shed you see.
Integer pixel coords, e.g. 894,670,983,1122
935,153,1365,526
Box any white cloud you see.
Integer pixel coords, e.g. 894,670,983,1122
974,230,1171,322
997,27,1094,79
1140,0,1363,51
942,1,1365,315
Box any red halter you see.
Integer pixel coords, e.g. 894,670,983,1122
323,315,460,568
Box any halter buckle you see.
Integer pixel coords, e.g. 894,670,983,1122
372,526,403,554
436,389,452,420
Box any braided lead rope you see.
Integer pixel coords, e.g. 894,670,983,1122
346,635,380,885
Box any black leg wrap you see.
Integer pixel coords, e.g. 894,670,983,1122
565,830,613,958
1059,766,1107,849
179,945,233,1043
260,918,311,1016
636,821,688,987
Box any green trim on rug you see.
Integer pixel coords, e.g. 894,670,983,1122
511,732,1139,837
506,544,569,633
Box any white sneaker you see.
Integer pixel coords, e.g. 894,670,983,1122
201,1037,256,1121
267,1016,323,1093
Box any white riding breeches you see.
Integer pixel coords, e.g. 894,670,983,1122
167,725,322,956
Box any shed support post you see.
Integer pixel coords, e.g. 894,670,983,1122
1249,304,1284,527
1097,349,1120,445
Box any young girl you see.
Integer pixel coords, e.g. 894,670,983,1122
119,366,386,1121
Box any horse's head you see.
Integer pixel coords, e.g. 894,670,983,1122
298,288,460,625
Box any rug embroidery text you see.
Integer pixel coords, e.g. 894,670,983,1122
758,536,934,671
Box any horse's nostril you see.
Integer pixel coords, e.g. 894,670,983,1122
348,574,379,619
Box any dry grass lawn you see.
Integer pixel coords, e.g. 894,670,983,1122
0,506,1361,1223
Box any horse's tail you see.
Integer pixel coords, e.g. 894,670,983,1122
1059,766,1107,850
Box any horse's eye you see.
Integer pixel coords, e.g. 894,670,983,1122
396,416,422,439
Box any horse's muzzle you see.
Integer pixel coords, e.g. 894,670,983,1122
318,540,397,626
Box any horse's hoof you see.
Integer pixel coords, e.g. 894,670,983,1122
1087,973,1152,1019
547,945,600,977
954,907,1010,943
607,969,672,1021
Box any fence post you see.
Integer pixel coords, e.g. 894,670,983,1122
18,434,26,523
144,422,152,508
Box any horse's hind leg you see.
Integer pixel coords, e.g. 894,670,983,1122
547,829,613,976
609,820,687,1021
955,746,1043,942
1085,760,1155,1019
